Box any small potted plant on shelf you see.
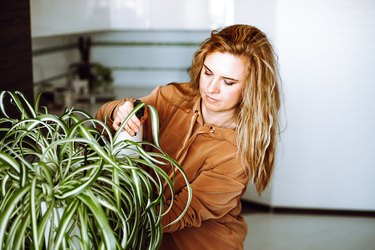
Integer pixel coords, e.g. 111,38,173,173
68,36,114,94
0,90,191,249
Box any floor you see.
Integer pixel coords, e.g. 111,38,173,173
242,210,375,250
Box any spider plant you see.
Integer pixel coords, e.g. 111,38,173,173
0,90,191,250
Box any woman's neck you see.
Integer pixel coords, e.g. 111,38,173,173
201,102,237,129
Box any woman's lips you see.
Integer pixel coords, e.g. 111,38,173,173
206,94,219,103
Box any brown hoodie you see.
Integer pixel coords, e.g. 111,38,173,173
95,82,249,250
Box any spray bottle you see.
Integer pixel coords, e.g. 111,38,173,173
115,99,145,158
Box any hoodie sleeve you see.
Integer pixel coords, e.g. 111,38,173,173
95,98,128,132
94,86,161,131
161,157,248,233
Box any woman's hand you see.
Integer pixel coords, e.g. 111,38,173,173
112,100,147,136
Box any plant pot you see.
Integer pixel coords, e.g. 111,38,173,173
40,201,81,249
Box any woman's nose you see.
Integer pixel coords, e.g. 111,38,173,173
207,78,220,93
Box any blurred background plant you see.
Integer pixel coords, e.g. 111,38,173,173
90,63,114,93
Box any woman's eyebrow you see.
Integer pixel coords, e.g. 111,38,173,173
203,64,239,82
203,64,212,72
223,76,239,82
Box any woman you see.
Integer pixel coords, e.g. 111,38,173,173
96,24,281,249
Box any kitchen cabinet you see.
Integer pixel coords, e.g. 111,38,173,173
30,0,110,37
30,0,233,37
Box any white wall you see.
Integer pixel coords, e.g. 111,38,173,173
239,0,375,211
234,0,277,40
271,0,375,211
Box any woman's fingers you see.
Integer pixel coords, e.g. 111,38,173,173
113,117,121,130
112,100,143,136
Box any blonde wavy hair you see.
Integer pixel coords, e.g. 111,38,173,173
189,24,281,193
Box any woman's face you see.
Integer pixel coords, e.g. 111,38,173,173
199,52,247,117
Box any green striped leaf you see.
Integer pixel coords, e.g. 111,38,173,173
54,199,80,249
0,184,31,249
0,151,20,173
78,191,117,250
55,161,104,199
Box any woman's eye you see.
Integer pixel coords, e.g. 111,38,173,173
224,80,235,86
204,70,212,76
